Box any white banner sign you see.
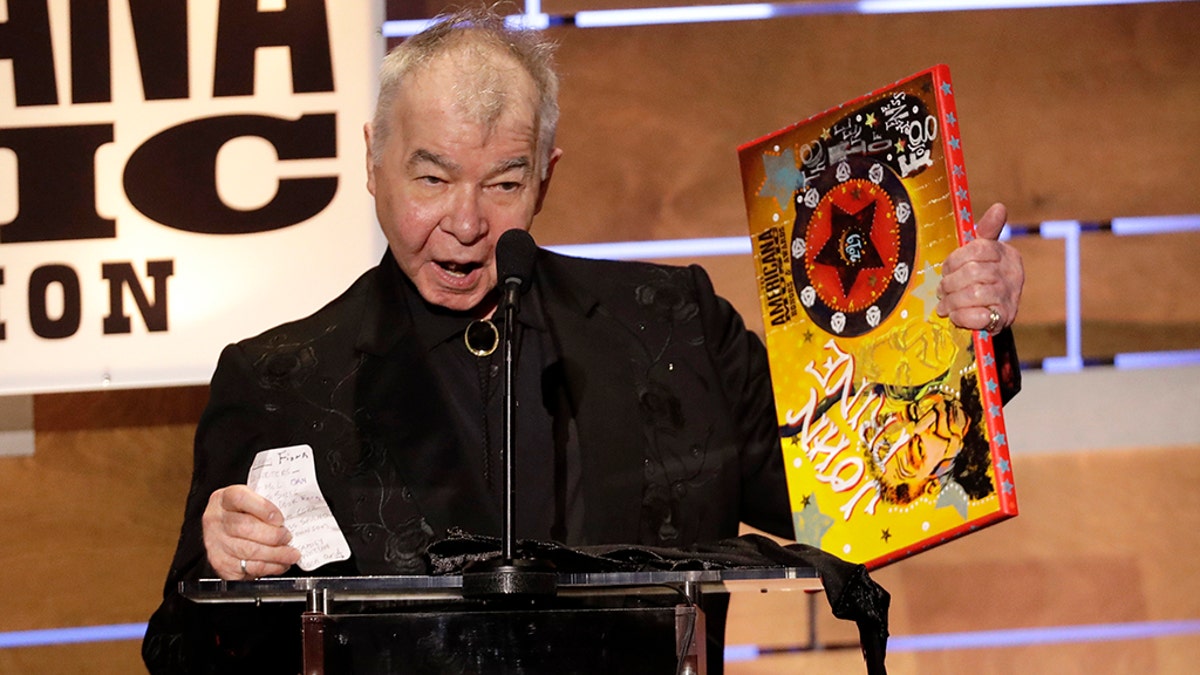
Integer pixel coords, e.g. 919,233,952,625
0,0,386,394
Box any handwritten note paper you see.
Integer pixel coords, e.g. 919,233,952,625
247,444,351,571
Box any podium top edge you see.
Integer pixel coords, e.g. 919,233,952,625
180,567,821,603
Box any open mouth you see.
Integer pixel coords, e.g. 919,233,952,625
436,260,482,278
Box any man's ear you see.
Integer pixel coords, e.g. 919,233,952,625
363,123,377,196
534,148,563,215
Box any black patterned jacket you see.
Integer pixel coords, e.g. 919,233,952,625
143,249,799,672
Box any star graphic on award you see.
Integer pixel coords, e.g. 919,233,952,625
793,495,834,547
758,147,806,211
815,200,885,296
910,261,942,317
936,477,970,519
791,156,916,337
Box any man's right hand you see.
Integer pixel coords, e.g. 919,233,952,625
202,485,301,580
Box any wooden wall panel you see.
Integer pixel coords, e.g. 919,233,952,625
537,2,1200,247
0,424,193,628
0,388,199,671
0,642,144,674
726,445,1200,673
1079,231,1200,324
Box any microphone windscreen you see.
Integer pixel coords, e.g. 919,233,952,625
496,229,538,288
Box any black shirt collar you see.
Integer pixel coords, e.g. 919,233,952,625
394,268,549,351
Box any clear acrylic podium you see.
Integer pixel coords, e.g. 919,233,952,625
182,567,820,674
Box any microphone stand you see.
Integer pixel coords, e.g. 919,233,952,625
500,281,518,562
462,279,557,598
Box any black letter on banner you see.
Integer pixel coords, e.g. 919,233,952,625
0,1,57,106
29,265,82,339
213,0,333,96
70,0,112,103
123,114,337,235
0,268,6,340
0,125,116,243
128,0,189,100
102,260,174,334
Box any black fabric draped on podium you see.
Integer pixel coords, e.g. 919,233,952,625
427,531,890,675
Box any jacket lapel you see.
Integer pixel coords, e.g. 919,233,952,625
352,256,501,537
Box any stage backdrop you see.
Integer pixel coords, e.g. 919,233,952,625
0,0,385,394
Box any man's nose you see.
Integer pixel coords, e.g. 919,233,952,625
441,188,487,244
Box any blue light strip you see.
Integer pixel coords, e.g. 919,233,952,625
724,619,1200,661
382,19,436,36
725,644,763,661
1038,221,1084,373
8,617,1197,652
381,0,1190,36
888,619,1200,652
1111,214,1200,236
1114,349,1200,370
506,13,552,30
573,4,777,28
0,623,146,649
853,0,1182,12
546,236,751,260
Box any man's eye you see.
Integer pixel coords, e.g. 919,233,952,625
493,181,522,192
420,175,445,185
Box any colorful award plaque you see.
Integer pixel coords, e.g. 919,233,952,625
738,65,1017,568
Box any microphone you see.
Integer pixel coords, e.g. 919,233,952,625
463,227,555,597
496,228,539,567
496,228,538,312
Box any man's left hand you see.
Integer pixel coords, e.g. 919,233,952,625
937,202,1024,335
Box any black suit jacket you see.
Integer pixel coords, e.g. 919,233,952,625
144,250,798,671
144,248,1022,671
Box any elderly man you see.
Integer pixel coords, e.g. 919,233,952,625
144,7,1023,673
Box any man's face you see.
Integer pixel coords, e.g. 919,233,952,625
871,394,968,504
882,402,965,487
365,54,558,315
